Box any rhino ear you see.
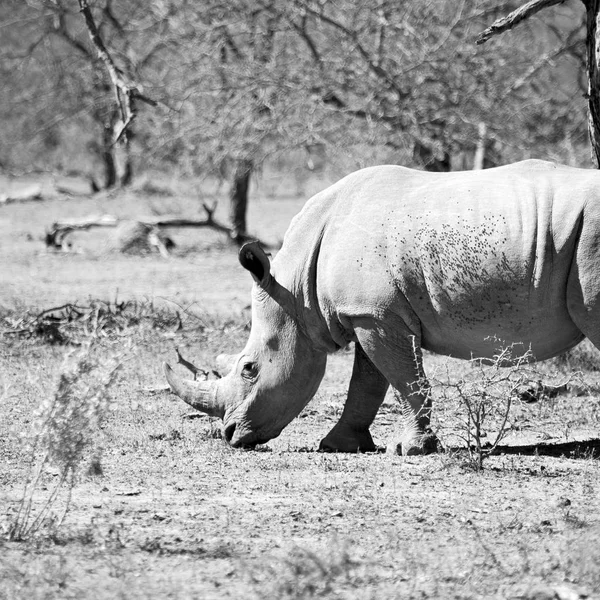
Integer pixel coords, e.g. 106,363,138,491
239,241,271,286
239,241,297,318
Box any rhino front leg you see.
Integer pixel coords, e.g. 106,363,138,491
352,318,439,456
319,342,389,452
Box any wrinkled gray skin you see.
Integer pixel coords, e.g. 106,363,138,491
165,160,600,454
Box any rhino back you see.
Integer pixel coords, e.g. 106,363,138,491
308,161,600,360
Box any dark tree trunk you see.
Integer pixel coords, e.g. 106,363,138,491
584,0,600,167
101,115,134,189
119,139,133,187
102,120,117,189
413,141,451,172
473,122,487,170
229,159,253,243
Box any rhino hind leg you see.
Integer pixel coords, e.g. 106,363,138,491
319,342,389,453
351,317,439,456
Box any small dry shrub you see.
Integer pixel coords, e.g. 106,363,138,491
7,343,127,541
425,342,578,470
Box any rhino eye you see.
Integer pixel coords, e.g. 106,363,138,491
241,362,258,380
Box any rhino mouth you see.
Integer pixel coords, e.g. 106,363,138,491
224,421,271,449
224,422,238,444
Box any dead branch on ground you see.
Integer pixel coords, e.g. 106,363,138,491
45,215,118,250
2,300,182,345
0,185,43,204
45,202,266,252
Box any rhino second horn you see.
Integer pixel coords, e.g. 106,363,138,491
216,353,237,375
163,363,225,419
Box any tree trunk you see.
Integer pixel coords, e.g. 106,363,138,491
102,120,117,189
473,122,487,170
413,141,451,172
585,0,600,168
229,159,253,243
119,138,133,187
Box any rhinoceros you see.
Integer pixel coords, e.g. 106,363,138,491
164,159,600,454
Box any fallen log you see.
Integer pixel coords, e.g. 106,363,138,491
0,185,43,204
45,202,263,253
45,214,119,250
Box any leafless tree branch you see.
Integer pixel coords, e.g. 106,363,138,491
293,0,408,99
76,0,157,144
476,0,568,45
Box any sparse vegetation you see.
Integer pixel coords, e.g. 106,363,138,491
427,342,583,470
8,343,125,541
1,184,599,598
1,300,192,346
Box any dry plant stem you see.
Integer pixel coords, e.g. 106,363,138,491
429,344,545,469
489,395,513,455
9,456,72,541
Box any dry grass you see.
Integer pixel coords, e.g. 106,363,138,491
8,343,125,541
1,308,599,599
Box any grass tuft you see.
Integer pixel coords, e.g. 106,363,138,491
249,541,362,599
7,343,127,541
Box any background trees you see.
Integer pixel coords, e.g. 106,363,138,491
0,0,592,238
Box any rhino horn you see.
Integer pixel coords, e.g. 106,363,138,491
163,363,225,419
216,353,237,375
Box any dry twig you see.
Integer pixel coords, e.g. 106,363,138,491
2,300,182,344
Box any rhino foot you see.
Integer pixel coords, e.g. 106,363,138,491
388,430,441,456
319,424,376,453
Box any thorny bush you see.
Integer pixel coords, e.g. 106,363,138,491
416,341,580,470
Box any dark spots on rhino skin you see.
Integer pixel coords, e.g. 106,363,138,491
403,217,519,324
266,337,279,351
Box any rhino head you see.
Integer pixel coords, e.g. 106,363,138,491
164,242,327,448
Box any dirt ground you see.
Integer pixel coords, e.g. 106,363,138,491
1,176,599,599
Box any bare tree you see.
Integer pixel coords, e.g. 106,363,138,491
0,0,168,188
1,0,591,239
478,0,600,166
261,0,586,170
